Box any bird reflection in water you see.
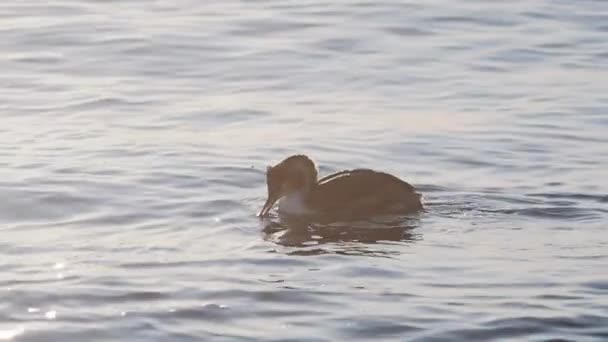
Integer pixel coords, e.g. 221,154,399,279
262,214,421,256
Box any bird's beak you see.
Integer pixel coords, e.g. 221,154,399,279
258,194,279,218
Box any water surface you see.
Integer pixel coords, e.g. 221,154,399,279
1,0,608,341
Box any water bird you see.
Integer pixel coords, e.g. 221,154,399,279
259,155,422,220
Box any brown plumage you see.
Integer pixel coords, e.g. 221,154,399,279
259,155,422,220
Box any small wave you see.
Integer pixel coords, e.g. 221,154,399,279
425,315,608,341
333,316,423,339
496,206,601,221
527,192,608,204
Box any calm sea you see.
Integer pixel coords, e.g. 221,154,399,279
1,1,607,341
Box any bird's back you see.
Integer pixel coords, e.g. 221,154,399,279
306,169,422,218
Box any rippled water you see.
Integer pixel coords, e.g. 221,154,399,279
2,1,608,341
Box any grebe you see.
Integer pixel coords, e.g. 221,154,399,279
259,155,422,220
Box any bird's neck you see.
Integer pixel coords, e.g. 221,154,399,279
279,190,312,215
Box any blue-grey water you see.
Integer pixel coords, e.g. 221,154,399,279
1,1,608,341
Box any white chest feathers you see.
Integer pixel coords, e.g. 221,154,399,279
278,193,313,216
